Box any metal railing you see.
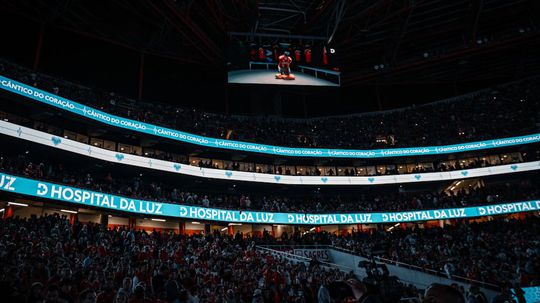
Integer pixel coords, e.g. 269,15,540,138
256,244,328,250
331,246,500,290
298,65,341,85
256,245,355,273
248,61,278,70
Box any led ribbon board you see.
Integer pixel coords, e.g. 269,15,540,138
2,120,540,185
1,75,540,158
1,172,539,225
522,286,540,303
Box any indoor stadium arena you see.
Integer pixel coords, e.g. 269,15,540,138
1,1,540,302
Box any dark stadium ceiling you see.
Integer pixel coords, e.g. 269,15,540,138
2,0,540,87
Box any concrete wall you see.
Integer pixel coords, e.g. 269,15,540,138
185,222,205,235
273,224,294,238
109,216,129,227
77,213,100,223
135,218,179,233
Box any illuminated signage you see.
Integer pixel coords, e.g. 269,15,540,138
1,120,539,185
1,75,539,158
1,172,539,225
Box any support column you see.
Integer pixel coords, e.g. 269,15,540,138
178,221,185,235
138,53,145,100
302,94,308,117
224,87,230,115
250,88,265,114
33,25,45,71
375,84,383,110
129,217,137,230
100,214,109,230
272,90,283,116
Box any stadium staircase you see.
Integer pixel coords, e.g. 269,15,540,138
257,245,499,300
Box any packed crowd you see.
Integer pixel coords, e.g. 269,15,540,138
0,214,359,303
0,213,535,303
251,217,540,289
192,152,530,177
331,217,540,289
1,59,539,149
1,152,539,215
2,107,533,178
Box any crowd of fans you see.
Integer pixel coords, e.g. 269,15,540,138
0,214,359,303
2,108,533,178
0,213,536,302
1,59,538,149
1,43,539,303
1,152,539,215
247,217,540,290
191,152,531,177
331,217,540,289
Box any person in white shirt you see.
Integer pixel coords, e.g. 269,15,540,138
318,279,331,303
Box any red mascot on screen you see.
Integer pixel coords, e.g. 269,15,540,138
276,51,295,80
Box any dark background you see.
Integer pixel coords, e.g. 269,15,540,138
1,0,540,117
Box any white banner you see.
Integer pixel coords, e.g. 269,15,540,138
0,120,539,185
292,249,331,261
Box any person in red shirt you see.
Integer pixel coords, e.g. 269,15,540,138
249,48,257,61
277,51,293,79
258,47,265,61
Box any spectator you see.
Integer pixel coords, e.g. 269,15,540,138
423,284,465,303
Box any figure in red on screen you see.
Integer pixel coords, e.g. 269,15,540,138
294,48,302,62
276,51,295,80
304,47,312,63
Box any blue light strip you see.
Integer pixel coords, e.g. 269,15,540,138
1,172,538,225
1,75,539,158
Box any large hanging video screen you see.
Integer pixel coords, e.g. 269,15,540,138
227,39,341,87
